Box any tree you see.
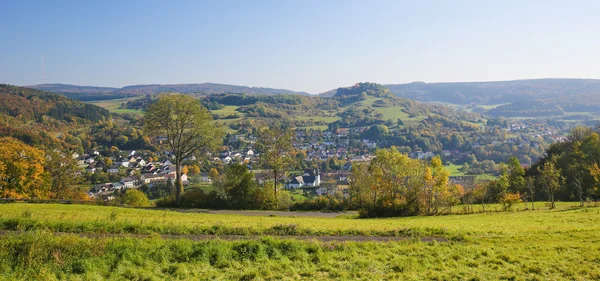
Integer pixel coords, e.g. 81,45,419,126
222,164,257,209
525,176,536,210
144,94,223,206
182,165,190,175
121,189,151,207
472,183,488,212
507,157,525,193
537,155,564,209
256,125,295,208
0,137,50,198
46,149,84,199
190,165,201,175
209,168,220,180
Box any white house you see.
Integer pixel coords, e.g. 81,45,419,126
287,169,320,189
108,165,120,173
121,176,139,188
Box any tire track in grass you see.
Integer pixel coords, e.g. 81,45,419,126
0,230,448,242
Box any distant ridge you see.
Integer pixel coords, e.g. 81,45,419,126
383,78,600,104
28,83,310,100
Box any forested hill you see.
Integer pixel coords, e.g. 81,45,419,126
384,79,600,105
29,83,310,101
0,84,110,124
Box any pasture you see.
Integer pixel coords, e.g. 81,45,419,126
0,203,598,280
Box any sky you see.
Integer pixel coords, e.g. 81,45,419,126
1,0,600,94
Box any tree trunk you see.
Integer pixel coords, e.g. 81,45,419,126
273,169,278,209
550,195,555,209
530,193,534,210
175,161,182,206
481,197,485,212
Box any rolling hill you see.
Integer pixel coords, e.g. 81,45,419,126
384,78,600,105
0,84,111,148
29,83,310,101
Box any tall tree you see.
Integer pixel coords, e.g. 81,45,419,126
525,176,536,210
507,157,525,193
144,94,223,205
256,125,295,208
537,155,564,209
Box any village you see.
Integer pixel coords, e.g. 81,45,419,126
82,118,564,201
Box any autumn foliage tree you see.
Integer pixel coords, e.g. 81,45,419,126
349,148,460,217
0,137,50,198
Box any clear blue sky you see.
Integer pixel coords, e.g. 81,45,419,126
1,0,599,93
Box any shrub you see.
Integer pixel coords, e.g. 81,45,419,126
121,190,151,207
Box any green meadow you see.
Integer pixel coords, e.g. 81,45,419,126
0,203,598,280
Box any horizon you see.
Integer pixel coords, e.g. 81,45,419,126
24,76,600,95
2,0,600,93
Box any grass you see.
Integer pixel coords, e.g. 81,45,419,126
0,203,599,280
0,202,593,237
445,164,465,176
88,98,143,115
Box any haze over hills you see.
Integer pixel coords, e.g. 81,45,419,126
384,78,600,105
29,83,310,101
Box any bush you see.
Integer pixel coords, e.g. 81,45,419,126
121,189,151,207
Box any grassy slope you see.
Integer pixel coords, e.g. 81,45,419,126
88,97,142,115
0,203,599,280
0,202,593,237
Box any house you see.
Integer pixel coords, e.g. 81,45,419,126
121,176,139,188
92,183,115,195
95,159,106,169
199,173,212,183
108,165,120,173
287,169,320,189
84,157,95,164
141,174,165,184
246,149,254,156
165,173,189,185
115,159,130,168
85,165,96,174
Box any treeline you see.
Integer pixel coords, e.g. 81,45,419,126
526,126,600,204
156,164,290,210
348,148,462,217
487,102,564,117
0,137,87,200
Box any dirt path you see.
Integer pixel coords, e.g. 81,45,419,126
0,231,447,242
154,208,358,218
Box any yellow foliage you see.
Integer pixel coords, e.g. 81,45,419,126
0,137,50,199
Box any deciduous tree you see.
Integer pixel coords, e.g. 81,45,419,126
256,125,295,208
144,94,223,206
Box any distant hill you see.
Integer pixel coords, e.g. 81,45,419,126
0,84,110,124
0,84,112,148
384,79,600,105
29,83,310,101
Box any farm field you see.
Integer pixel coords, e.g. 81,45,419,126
0,203,598,280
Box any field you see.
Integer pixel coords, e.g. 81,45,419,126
88,98,143,115
0,203,598,280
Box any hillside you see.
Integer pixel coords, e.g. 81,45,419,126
0,84,110,123
29,83,310,101
384,78,600,105
0,84,111,147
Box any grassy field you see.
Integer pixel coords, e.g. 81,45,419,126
0,203,599,280
88,98,143,115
